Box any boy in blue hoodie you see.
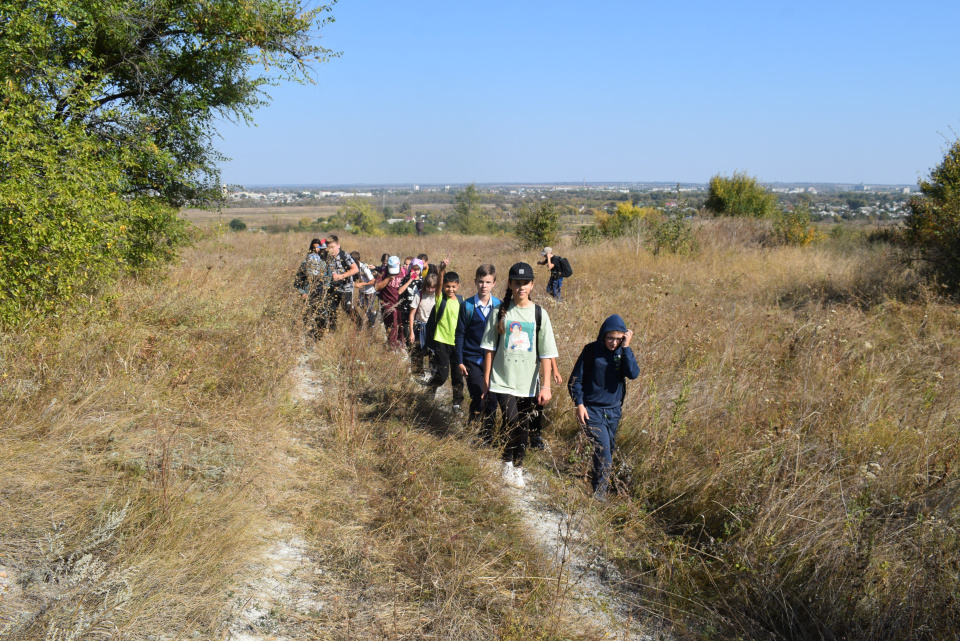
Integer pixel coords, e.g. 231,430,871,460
567,315,640,499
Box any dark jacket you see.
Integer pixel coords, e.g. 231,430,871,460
454,295,502,366
567,314,640,408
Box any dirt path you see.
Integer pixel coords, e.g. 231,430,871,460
223,354,332,640
224,353,665,639
506,472,666,640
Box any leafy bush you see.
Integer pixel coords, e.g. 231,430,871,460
903,138,960,290
514,201,561,249
647,215,698,255
0,90,187,325
595,202,658,237
229,218,247,232
773,204,822,245
575,224,605,246
705,171,779,218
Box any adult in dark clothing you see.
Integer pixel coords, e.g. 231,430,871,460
537,247,565,301
567,314,640,499
321,235,359,332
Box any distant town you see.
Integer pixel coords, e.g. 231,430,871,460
223,181,916,221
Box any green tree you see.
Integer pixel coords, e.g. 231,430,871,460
1,0,337,205
448,184,491,235
904,138,960,290
705,171,778,218
514,201,561,250
339,199,384,235
0,0,336,323
229,218,247,232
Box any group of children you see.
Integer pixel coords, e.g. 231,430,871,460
295,238,637,499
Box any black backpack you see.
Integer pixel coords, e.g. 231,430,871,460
557,256,573,278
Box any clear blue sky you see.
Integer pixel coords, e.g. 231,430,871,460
217,0,960,186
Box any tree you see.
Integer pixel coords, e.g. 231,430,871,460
705,172,778,218
339,199,384,235
229,218,247,232
1,0,337,205
0,0,336,323
903,138,960,290
514,201,562,249
447,184,491,235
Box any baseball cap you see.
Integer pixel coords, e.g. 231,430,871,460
387,255,401,275
508,262,534,280
540,247,553,256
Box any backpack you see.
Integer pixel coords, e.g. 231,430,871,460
425,294,464,349
294,261,309,293
557,256,573,278
460,295,501,328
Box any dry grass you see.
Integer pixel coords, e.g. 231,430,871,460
3,220,957,640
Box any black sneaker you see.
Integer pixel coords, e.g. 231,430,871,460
529,437,548,451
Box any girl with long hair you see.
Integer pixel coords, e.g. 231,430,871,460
480,262,558,489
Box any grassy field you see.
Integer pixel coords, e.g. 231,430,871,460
182,203,458,227
2,220,958,639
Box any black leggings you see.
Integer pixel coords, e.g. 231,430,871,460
497,395,537,467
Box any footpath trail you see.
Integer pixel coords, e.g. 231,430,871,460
224,352,666,640
223,354,337,640
506,474,664,640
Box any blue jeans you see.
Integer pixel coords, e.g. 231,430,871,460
583,405,621,498
547,276,563,300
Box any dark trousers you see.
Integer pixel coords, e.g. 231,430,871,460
547,276,563,301
304,291,329,339
583,405,622,498
321,289,352,332
497,395,537,467
529,402,547,446
382,307,403,349
464,358,496,444
428,342,464,405
409,321,431,376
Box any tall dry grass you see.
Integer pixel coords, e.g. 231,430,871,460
537,218,959,639
4,221,956,639
1,230,601,640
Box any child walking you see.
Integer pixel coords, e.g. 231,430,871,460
375,256,414,350
567,315,640,500
481,262,558,489
425,271,465,412
455,264,501,444
408,271,439,379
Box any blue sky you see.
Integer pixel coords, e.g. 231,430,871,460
217,0,960,186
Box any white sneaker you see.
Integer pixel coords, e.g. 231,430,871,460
513,466,526,489
502,461,515,484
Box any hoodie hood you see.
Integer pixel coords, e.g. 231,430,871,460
596,314,627,344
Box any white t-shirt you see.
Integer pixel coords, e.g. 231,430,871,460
413,292,436,323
